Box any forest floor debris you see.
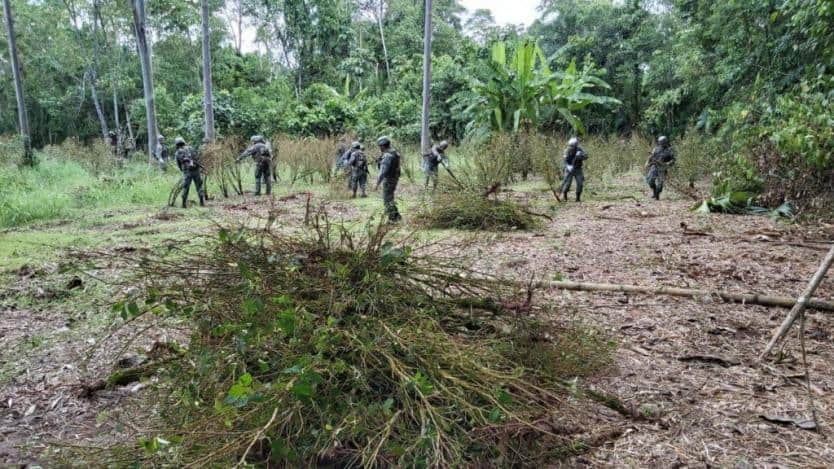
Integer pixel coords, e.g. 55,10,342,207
1,173,833,466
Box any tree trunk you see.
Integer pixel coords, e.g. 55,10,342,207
201,0,215,142
129,0,158,162
89,69,110,139
420,0,433,155
91,0,109,139
125,108,135,141
2,0,33,164
376,1,390,80
234,0,243,54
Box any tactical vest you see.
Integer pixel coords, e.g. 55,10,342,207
386,151,401,179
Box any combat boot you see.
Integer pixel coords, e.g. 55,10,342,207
561,192,568,202
181,199,187,209
199,195,205,207
254,181,261,196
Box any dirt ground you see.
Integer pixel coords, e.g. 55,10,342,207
2,174,833,467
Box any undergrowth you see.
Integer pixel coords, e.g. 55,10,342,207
86,214,612,467
0,144,173,228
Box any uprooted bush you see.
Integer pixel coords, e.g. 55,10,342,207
92,215,613,467
415,190,542,231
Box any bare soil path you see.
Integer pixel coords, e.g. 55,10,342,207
2,174,833,466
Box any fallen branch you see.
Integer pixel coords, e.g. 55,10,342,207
480,278,834,312
760,244,834,358
78,357,177,398
678,354,740,367
520,208,553,221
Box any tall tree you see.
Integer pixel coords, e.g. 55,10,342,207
201,0,214,141
129,0,158,162
420,0,432,154
63,0,110,139
2,0,33,164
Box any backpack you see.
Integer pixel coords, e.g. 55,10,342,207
352,151,368,172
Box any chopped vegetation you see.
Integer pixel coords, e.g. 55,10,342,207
415,191,540,231
90,214,611,467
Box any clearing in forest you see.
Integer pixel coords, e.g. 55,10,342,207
1,171,833,466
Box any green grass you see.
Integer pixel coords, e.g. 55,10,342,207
0,155,176,228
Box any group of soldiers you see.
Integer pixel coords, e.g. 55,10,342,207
141,129,675,217
334,136,409,222
108,131,135,160
149,134,275,208
557,135,676,202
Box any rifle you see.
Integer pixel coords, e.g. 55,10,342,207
439,157,465,189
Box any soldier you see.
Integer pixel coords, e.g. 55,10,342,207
346,143,369,198
174,137,205,208
335,139,350,171
645,136,676,200
154,135,169,170
122,134,135,159
374,136,402,223
237,135,273,196
423,140,449,192
108,131,119,157
560,137,587,202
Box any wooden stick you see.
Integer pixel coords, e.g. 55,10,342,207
474,277,834,312
760,245,834,358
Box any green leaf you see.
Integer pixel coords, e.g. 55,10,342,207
277,309,297,336
243,297,264,317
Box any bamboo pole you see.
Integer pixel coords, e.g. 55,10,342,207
479,278,834,312
760,245,834,358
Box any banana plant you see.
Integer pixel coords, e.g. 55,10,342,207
467,38,620,135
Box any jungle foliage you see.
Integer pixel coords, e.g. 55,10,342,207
2,0,833,207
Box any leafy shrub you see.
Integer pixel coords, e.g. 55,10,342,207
712,90,834,212
98,217,612,467
0,134,24,165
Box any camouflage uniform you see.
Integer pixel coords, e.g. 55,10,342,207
376,139,402,222
238,137,273,195
154,138,169,171
175,141,204,208
347,148,369,198
646,141,675,200
560,144,588,202
122,137,135,160
108,132,119,158
423,142,447,191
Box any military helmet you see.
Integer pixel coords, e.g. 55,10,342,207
438,140,449,150
157,134,165,141
174,137,186,146
108,130,117,137
251,135,266,144
377,136,391,147
351,141,361,150
568,137,579,147
658,136,669,146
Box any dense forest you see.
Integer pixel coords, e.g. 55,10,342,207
2,0,833,205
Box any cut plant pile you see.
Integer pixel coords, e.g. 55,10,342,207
89,214,613,467
415,191,540,231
